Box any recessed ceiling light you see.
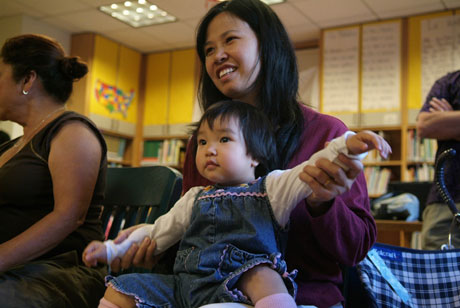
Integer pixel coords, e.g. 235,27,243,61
99,0,176,28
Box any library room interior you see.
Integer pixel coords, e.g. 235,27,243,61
1,0,460,306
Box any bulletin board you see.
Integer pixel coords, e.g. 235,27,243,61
407,11,460,124
360,20,402,127
321,26,360,127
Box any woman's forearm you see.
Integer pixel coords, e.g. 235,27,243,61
0,209,80,271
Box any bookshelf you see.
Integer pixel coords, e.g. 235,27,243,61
319,11,459,198
101,131,134,167
352,128,402,198
70,34,198,169
141,135,189,172
355,127,436,198
375,219,422,248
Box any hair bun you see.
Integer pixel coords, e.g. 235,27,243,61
59,56,88,80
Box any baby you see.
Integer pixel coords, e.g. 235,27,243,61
84,100,391,308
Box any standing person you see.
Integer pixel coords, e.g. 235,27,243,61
110,1,376,307
0,34,108,307
418,70,460,250
83,101,390,308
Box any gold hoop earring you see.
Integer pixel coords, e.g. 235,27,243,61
22,90,29,95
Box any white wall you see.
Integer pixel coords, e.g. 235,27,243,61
0,15,23,47
0,15,71,138
296,48,320,110
21,15,70,53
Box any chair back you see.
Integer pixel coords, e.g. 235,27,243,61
101,165,182,240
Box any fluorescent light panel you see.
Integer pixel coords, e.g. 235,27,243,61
99,0,176,28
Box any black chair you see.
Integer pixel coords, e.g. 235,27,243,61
101,165,183,240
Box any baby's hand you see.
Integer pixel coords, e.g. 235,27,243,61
82,240,108,267
347,130,392,159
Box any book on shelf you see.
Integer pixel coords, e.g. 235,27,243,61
363,149,384,163
404,163,434,182
406,129,437,162
142,139,185,167
143,140,162,163
105,134,127,162
363,131,388,163
364,166,392,196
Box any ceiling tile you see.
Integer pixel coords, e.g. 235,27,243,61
292,0,377,28
44,9,129,33
272,2,317,27
364,0,446,19
181,16,203,30
76,0,115,7
139,20,196,45
0,1,43,18
13,0,91,16
153,0,210,20
0,0,458,53
443,0,460,9
104,28,169,52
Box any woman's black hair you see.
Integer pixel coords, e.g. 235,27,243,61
1,34,88,103
192,100,278,177
196,0,304,169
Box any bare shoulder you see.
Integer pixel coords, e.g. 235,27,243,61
49,120,103,161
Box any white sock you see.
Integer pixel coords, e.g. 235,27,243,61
255,293,297,308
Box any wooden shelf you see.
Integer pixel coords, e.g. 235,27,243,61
364,160,402,167
107,159,132,166
376,219,422,248
406,160,434,165
144,135,189,141
100,129,134,139
142,137,188,171
351,126,402,132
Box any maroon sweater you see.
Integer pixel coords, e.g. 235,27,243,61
182,105,376,308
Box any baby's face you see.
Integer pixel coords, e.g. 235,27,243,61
195,116,258,186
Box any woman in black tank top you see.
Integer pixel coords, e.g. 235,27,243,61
0,34,107,308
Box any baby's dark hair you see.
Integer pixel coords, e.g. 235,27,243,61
193,100,278,177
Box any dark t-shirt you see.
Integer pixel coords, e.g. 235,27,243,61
0,111,107,261
420,70,460,205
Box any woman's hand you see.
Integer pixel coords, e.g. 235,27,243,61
109,225,158,272
299,154,363,216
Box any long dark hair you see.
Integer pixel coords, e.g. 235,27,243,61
1,34,87,103
193,100,278,177
196,0,304,168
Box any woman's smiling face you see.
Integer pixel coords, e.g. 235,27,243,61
204,12,261,106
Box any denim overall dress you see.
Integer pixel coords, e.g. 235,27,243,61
106,177,297,308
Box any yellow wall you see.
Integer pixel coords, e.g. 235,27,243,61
143,48,196,127
144,52,171,126
169,49,196,124
117,45,141,123
90,35,140,124
406,11,452,111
